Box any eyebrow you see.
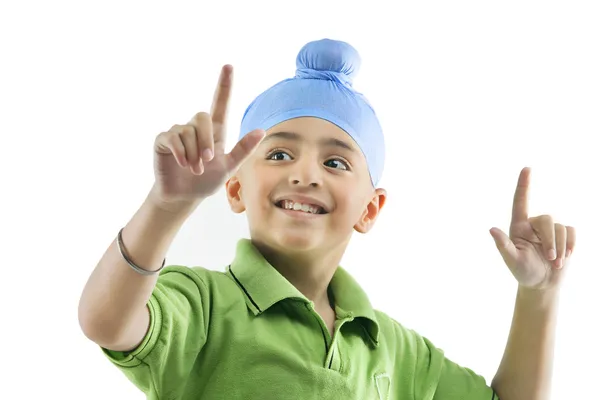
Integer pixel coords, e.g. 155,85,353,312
261,131,356,152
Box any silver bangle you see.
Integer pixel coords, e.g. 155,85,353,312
117,227,166,276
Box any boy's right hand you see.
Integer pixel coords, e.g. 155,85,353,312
150,65,265,211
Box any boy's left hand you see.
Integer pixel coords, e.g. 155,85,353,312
489,167,576,291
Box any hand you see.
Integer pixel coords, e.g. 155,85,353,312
151,65,265,209
489,167,576,290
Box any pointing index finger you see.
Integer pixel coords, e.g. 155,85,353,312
210,64,233,141
512,167,531,223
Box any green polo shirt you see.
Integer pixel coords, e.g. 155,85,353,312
102,239,498,399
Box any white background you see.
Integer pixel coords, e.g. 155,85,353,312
1,1,598,399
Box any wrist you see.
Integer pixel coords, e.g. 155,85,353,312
517,285,561,309
146,186,203,217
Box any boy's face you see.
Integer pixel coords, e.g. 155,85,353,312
226,117,386,254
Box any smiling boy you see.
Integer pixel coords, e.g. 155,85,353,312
79,39,575,400
227,115,385,339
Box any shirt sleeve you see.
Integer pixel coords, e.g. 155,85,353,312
433,353,499,399
407,330,499,400
414,334,499,400
100,266,210,398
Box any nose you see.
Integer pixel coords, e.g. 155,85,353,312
288,156,322,188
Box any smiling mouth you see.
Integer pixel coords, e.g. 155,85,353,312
275,200,327,215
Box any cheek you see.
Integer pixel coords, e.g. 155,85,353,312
332,197,364,223
342,191,372,221
241,181,274,213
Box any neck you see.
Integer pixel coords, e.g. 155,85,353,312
251,239,347,309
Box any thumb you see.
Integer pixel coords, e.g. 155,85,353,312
489,227,518,267
225,129,266,173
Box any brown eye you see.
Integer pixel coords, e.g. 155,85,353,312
324,159,349,170
267,151,292,161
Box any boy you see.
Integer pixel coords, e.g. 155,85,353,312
78,39,576,400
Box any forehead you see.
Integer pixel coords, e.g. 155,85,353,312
263,117,360,152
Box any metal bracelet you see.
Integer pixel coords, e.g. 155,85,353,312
117,227,166,276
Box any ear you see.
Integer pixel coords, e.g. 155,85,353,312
225,175,246,214
354,188,387,234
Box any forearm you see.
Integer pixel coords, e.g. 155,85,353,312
78,186,199,343
491,286,560,400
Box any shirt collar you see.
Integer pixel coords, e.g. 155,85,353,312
228,239,380,346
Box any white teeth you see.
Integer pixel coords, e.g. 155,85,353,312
280,200,323,214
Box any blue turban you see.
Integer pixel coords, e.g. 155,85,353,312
239,39,385,187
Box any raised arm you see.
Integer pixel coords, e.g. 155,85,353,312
77,65,265,352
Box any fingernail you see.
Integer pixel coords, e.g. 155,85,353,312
548,249,556,260
203,148,213,161
566,249,572,258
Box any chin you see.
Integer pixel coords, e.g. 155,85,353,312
275,232,323,251
253,227,324,254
